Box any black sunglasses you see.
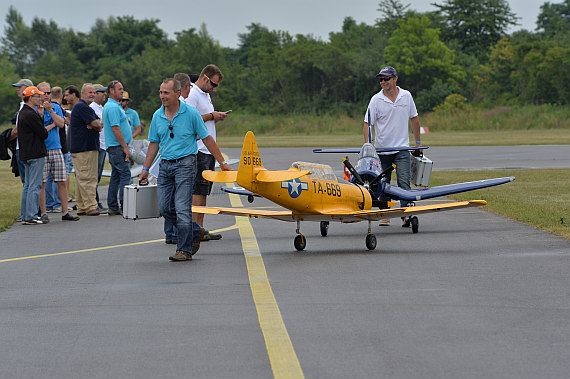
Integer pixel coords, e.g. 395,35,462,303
379,76,394,82
44,91,51,95
108,80,119,89
205,75,218,88
168,124,174,138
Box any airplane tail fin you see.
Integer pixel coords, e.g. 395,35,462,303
236,131,265,188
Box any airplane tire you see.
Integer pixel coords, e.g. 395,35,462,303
365,234,377,250
247,194,254,203
320,221,329,237
294,235,306,251
411,216,419,234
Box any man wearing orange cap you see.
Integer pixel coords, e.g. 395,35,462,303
17,86,49,225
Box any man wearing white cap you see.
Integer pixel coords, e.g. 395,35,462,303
91,84,108,212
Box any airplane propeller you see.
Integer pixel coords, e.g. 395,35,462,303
342,157,365,186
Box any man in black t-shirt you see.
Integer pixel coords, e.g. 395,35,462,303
65,84,102,216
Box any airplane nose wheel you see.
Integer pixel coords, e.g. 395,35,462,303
320,221,329,237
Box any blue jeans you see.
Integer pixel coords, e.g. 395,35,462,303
96,148,107,208
379,150,411,207
164,219,178,241
106,146,131,211
22,157,45,221
45,173,61,210
158,155,201,253
16,150,26,218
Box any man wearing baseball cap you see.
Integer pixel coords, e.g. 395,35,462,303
363,66,423,227
120,91,142,138
91,84,108,213
11,79,34,222
17,86,49,224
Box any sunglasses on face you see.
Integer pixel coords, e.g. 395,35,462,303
379,76,394,82
205,75,218,88
43,91,51,95
169,124,174,138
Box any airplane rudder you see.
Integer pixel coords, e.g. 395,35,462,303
237,131,262,186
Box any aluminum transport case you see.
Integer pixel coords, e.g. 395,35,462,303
410,154,433,187
123,184,161,220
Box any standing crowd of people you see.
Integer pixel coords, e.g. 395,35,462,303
6,64,231,260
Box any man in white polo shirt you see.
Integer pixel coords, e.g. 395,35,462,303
185,64,229,241
363,66,423,227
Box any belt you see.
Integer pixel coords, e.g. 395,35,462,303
161,154,195,163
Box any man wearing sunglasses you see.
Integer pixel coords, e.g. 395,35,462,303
139,78,231,262
363,66,423,227
185,64,229,241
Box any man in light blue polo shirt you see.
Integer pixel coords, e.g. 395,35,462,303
102,80,132,215
139,78,231,262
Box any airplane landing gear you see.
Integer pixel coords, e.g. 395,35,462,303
294,235,306,251
411,216,419,233
320,221,329,237
365,220,377,250
294,220,306,251
365,234,377,250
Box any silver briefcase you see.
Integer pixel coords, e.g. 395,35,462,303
410,154,433,187
123,184,161,220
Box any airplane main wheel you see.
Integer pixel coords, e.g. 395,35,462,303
320,221,329,237
294,235,306,251
411,216,419,234
247,194,254,203
365,234,377,250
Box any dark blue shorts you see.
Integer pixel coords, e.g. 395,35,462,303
194,151,215,195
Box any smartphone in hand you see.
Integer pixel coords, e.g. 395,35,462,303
225,110,232,114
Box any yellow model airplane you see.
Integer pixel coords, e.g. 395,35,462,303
192,131,514,251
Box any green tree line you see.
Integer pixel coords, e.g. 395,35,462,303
1,0,568,125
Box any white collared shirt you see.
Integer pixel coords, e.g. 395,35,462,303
90,102,105,149
365,86,418,154
186,84,215,155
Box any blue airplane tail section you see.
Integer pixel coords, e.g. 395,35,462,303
383,177,515,201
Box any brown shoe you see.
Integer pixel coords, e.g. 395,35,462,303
192,228,206,255
169,250,192,261
87,209,100,216
201,230,222,241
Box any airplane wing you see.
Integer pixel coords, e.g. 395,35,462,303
313,146,428,154
203,170,238,183
192,200,487,223
384,177,515,201
192,206,296,222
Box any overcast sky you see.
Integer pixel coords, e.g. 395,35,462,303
2,0,544,48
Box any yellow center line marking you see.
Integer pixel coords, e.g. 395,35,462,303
228,182,304,378
0,239,164,263
0,224,238,263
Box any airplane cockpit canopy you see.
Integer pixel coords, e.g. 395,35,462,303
359,143,377,160
291,161,338,182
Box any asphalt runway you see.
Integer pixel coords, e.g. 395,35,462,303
1,145,568,378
